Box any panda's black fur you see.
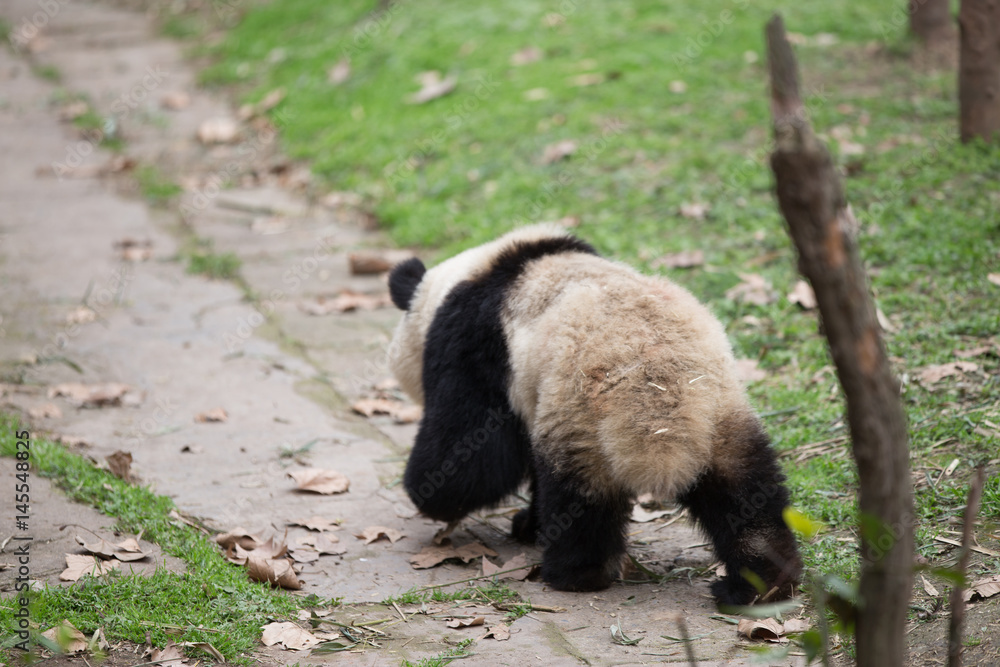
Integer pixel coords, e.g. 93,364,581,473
388,226,801,605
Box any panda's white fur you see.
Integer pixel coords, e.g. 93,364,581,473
388,224,801,603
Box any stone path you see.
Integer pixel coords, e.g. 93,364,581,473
0,1,806,664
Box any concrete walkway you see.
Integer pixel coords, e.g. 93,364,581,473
0,2,805,664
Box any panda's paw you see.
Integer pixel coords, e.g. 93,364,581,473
710,577,757,608
510,509,537,543
541,563,615,592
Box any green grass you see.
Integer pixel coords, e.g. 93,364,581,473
401,638,475,667
0,417,300,663
385,581,523,608
33,64,60,83
204,0,1000,588
135,164,182,206
182,237,243,280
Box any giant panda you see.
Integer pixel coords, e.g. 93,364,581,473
387,224,802,605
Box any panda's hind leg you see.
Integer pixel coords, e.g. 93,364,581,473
678,420,802,606
532,456,632,592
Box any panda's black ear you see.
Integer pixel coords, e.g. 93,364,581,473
388,257,427,311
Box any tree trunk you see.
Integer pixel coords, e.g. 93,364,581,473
910,0,954,44
765,15,914,667
959,0,1000,142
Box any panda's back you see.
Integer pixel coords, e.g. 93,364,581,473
502,251,750,498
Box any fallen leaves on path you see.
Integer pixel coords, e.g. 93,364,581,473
289,468,350,495
160,91,191,110
114,237,154,262
75,534,149,562
28,403,62,419
261,621,321,651
197,117,240,144
737,617,810,643
288,516,341,532
106,450,133,482
446,616,485,629
356,526,404,545
194,407,228,423
351,397,422,424
66,305,97,324
248,554,301,590
296,533,346,556
49,382,141,408
60,554,120,581
147,642,187,667
348,249,417,275
481,553,533,581
214,527,264,551
300,290,393,315
410,541,498,569
480,624,511,640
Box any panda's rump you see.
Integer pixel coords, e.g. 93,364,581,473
504,255,741,499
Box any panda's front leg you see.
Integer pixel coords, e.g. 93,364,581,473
532,455,632,591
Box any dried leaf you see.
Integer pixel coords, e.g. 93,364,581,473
49,382,136,408
453,542,498,562
289,468,350,495
610,622,642,645
446,616,485,629
650,250,704,270
300,291,393,315
356,526,404,544
408,72,457,104
28,403,62,419
348,250,417,275
66,306,97,325
734,358,767,383
149,642,186,667
214,527,264,551
918,361,979,385
247,555,301,589
725,273,775,306
313,534,347,555
60,554,119,581
481,624,511,640
351,397,421,424
988,273,1000,287
570,72,605,86
106,450,133,481
41,621,88,653
177,642,223,661
737,617,788,643
287,545,320,563
541,140,577,164
964,575,1000,602
482,553,532,580
328,59,351,85
510,46,542,66
194,407,228,423
669,80,687,93
781,618,811,634
197,117,240,144
920,574,940,597
160,92,191,110
114,237,154,262
261,621,320,651
679,202,709,220
788,280,817,310
954,345,995,359
288,516,340,532
410,544,461,569
631,505,671,523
